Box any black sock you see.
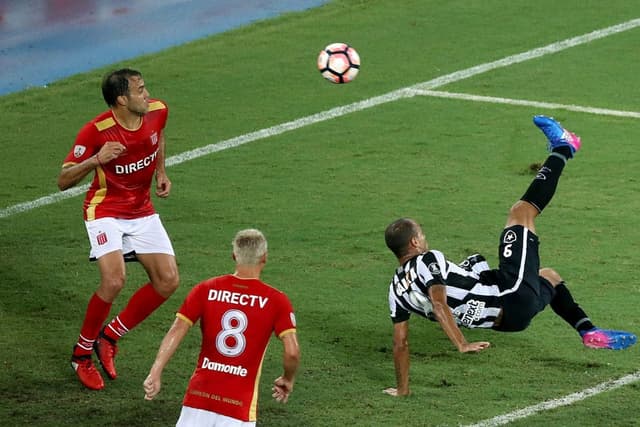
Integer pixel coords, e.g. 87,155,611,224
520,152,567,212
552,146,573,160
550,282,595,334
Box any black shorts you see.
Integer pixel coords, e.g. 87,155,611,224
490,225,555,332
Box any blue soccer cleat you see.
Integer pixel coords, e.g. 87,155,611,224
533,115,581,158
580,328,637,350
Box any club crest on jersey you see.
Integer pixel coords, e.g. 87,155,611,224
427,262,441,276
73,145,86,158
503,230,517,244
150,132,158,145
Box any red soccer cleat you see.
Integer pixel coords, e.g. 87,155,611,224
94,332,118,380
71,355,104,390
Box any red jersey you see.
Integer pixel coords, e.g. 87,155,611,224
62,100,168,220
177,274,297,422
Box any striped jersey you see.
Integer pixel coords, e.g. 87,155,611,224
388,250,503,328
62,100,168,220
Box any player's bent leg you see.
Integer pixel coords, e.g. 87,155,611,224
504,200,538,232
91,251,127,379
543,270,638,350
138,253,180,297
95,254,177,380
95,251,127,302
539,267,563,286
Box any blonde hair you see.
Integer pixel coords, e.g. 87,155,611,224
232,229,268,265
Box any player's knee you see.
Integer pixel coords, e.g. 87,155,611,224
539,267,563,286
155,268,179,297
167,270,179,293
99,275,126,298
507,201,538,225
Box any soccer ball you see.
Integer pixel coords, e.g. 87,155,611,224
407,291,432,312
317,43,360,84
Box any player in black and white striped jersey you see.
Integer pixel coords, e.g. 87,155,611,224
388,252,502,328
382,116,637,397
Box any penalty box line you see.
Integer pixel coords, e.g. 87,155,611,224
2,17,640,219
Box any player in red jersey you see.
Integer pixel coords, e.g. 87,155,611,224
143,229,300,426
58,68,179,390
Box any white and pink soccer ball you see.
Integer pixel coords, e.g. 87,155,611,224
317,43,360,84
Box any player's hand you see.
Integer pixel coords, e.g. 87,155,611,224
382,387,410,397
97,141,127,165
143,374,161,400
155,172,172,198
383,387,398,396
272,376,293,403
459,341,491,353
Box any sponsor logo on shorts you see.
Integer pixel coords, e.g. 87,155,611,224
96,231,108,245
503,230,517,244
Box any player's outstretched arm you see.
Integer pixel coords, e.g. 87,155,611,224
428,284,490,353
143,317,190,400
383,320,411,397
272,332,300,403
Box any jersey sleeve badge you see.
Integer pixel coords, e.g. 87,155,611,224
73,145,87,158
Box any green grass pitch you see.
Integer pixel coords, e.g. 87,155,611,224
1,1,640,425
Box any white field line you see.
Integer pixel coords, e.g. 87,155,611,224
410,89,640,118
412,18,640,91
462,370,640,427
2,17,640,219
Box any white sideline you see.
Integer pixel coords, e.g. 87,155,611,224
462,370,640,427
2,16,640,220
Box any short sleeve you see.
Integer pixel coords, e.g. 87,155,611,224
273,291,296,337
62,122,100,165
177,280,209,324
389,286,410,323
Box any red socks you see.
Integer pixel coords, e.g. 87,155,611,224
74,293,112,357
102,283,168,342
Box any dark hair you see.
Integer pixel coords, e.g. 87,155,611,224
101,68,142,107
385,218,418,258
